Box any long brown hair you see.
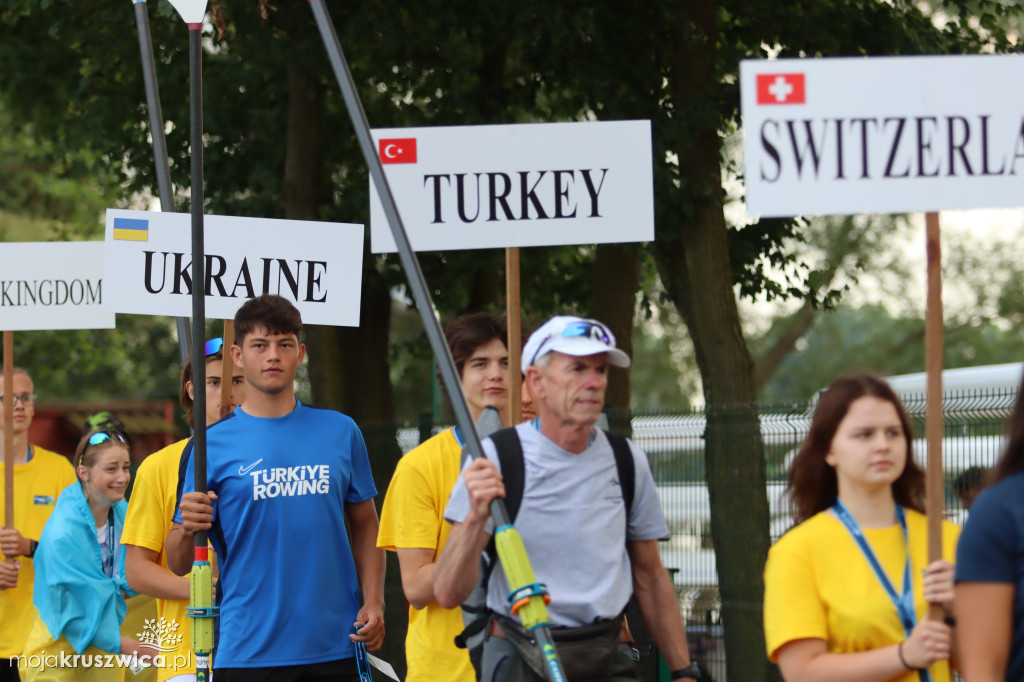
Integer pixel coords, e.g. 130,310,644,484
788,374,925,523
993,367,1024,484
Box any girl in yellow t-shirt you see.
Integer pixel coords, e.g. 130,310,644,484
764,374,960,682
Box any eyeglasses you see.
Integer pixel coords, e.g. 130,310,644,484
0,393,36,406
530,320,612,366
204,337,224,356
80,431,129,466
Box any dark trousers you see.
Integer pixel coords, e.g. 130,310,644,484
0,659,19,682
217,657,359,682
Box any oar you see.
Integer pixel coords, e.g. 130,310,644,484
132,0,193,362
306,4,566,680
164,1,214,679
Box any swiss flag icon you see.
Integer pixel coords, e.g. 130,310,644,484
756,74,806,105
379,138,417,164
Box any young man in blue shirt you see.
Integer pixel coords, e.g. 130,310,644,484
166,294,384,682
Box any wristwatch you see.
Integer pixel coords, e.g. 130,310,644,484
670,662,701,679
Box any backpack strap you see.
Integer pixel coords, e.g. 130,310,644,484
603,429,635,516
485,427,526,567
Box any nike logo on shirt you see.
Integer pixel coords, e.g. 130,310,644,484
239,459,264,476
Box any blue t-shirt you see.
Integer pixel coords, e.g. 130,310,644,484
955,469,1024,681
175,401,377,668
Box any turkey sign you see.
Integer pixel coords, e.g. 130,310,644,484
741,55,1024,217
369,120,654,252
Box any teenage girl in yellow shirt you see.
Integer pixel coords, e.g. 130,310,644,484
764,375,960,682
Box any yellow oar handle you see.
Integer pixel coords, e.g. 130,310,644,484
187,546,217,680
494,524,552,631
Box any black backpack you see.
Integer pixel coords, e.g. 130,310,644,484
454,426,636,679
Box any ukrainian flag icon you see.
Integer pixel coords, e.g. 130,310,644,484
113,217,149,242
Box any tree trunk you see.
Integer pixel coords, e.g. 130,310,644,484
656,3,777,679
282,58,407,677
591,243,641,436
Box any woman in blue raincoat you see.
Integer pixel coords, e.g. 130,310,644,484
20,430,143,681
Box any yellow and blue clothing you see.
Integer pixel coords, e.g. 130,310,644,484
175,402,377,669
0,446,76,659
121,439,196,681
955,469,1024,680
378,427,474,682
21,482,135,681
764,508,960,682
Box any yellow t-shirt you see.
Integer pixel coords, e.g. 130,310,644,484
377,428,473,682
21,615,127,682
120,440,195,681
0,445,77,659
764,508,960,682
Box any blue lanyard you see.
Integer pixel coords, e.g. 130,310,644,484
353,636,373,681
832,501,930,682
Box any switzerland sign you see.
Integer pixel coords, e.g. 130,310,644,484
741,55,1024,217
369,120,654,252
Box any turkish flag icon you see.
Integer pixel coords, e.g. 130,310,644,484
756,74,806,105
379,138,418,164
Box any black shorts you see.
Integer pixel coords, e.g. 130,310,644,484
216,656,359,682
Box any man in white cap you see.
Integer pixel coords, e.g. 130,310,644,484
434,316,699,682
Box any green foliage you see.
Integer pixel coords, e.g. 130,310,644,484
0,102,117,240
758,302,1024,403
13,315,182,402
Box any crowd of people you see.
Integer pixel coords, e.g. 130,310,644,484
1,291,1022,681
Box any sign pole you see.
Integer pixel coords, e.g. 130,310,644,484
924,211,944,620
133,0,192,362
506,248,522,428
219,320,235,418
3,332,13,534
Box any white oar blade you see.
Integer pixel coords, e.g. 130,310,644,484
476,406,504,439
166,0,207,23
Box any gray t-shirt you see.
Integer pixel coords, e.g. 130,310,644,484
444,423,669,627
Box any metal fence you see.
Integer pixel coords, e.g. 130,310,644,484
394,386,1016,680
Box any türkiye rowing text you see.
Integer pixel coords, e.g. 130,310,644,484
422,169,609,223
758,115,1024,181
0,279,101,307
143,252,327,302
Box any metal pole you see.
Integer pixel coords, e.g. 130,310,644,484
133,0,192,362
186,22,214,682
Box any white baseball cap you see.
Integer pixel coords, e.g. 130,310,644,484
521,316,631,373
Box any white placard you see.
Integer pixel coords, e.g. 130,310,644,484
166,0,208,24
741,54,1024,217
369,120,654,252
0,242,115,331
102,210,364,327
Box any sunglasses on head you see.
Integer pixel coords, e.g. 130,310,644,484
80,431,129,466
530,320,612,366
204,337,224,356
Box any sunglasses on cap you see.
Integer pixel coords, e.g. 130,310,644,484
530,320,613,366
204,337,224,356
80,431,129,467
